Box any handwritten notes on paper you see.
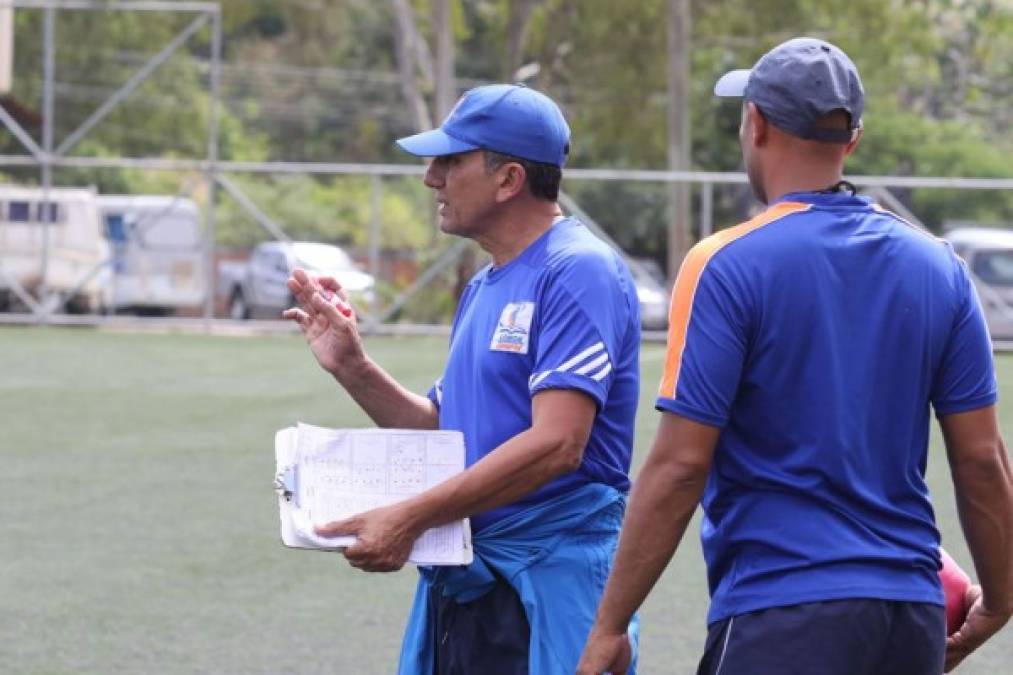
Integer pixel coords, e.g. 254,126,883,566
275,424,472,566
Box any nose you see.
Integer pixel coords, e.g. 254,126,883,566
424,160,444,189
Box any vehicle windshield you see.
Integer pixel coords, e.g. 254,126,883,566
292,243,354,271
972,250,1013,287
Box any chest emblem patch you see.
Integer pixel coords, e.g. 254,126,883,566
490,301,535,354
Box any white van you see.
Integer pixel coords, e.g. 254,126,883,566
98,195,205,315
945,227,1013,339
0,184,110,313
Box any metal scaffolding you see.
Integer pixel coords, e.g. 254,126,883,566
1,0,1012,334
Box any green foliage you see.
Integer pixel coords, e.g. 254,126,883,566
2,0,1009,266
214,174,435,250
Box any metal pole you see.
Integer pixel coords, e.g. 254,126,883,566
701,181,713,238
216,175,291,242
369,175,381,321
0,106,45,158
203,7,221,321
55,13,209,157
38,5,55,322
7,1,219,12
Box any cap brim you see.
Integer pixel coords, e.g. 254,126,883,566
714,69,751,97
395,129,478,157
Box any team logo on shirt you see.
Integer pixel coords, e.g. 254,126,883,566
490,301,535,354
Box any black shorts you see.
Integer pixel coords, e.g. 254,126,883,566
697,599,945,675
430,576,530,675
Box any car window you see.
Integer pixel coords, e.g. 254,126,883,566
971,249,1013,287
8,201,30,222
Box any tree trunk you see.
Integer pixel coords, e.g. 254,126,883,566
391,0,432,132
505,0,539,80
433,0,455,121
667,0,692,282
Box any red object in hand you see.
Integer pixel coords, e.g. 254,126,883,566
322,290,353,317
939,547,972,635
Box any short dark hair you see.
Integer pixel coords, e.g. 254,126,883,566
483,150,562,201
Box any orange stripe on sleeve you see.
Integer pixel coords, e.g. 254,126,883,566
658,201,812,400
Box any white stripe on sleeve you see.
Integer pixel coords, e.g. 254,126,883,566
590,362,613,382
557,341,605,372
574,351,609,376
528,341,614,391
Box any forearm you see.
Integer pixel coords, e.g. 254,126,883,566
593,457,706,632
402,425,579,531
951,438,1013,613
334,356,438,430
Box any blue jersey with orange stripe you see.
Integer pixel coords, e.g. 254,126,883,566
657,191,997,624
430,217,641,532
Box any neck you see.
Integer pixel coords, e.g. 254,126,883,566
761,139,848,204
476,202,564,267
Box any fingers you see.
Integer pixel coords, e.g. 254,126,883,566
290,268,347,299
311,290,354,322
316,275,348,300
343,546,405,573
282,307,311,328
315,516,358,538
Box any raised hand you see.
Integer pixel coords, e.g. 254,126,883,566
283,267,364,378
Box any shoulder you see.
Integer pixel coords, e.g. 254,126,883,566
539,219,631,288
682,201,814,283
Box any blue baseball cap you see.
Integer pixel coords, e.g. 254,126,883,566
714,37,864,143
396,84,571,167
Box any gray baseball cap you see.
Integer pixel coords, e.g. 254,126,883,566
714,37,864,143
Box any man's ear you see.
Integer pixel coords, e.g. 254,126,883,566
843,125,863,157
495,162,528,202
746,102,768,147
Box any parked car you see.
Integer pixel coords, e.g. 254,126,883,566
220,240,375,320
0,184,110,313
629,257,670,330
98,195,205,315
945,227,1013,339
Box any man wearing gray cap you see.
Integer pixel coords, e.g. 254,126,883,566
578,37,1013,674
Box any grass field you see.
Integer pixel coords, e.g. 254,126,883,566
2,326,1011,674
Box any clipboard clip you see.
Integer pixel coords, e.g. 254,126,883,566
274,465,298,504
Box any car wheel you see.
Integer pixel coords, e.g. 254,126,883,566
229,289,250,320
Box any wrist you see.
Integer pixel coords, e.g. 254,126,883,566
331,352,371,385
399,493,441,535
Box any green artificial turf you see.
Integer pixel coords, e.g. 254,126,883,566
1,326,1010,673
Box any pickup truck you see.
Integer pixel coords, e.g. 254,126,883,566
219,240,375,320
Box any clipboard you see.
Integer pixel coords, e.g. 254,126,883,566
274,424,473,565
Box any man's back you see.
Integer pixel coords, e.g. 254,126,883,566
657,190,997,623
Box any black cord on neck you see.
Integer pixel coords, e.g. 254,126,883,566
817,180,857,195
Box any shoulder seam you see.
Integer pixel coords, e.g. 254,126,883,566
658,201,811,400
870,204,941,243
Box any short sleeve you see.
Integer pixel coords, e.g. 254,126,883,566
528,258,632,408
932,260,998,416
656,251,748,428
426,377,444,411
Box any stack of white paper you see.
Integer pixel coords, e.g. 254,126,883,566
275,423,473,566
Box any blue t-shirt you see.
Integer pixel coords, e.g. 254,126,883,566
430,217,640,532
656,192,998,624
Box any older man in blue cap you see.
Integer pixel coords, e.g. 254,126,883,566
578,37,1013,674
284,84,642,674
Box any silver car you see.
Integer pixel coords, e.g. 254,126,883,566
945,227,1013,339
224,241,375,320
